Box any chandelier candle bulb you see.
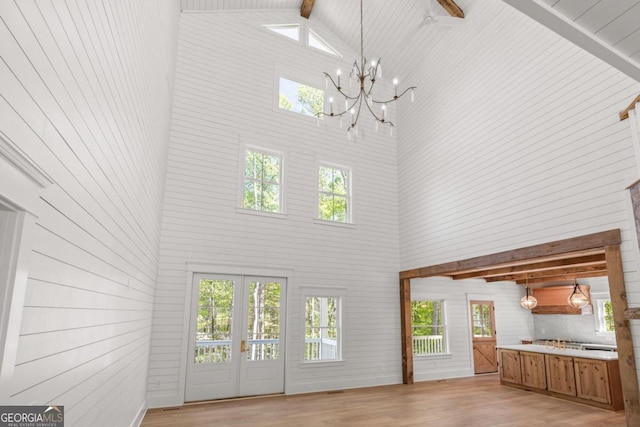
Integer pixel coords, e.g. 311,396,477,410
381,104,386,121
336,69,341,88
393,78,398,97
329,97,334,115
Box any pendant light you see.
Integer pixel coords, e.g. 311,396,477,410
567,278,589,309
520,274,537,310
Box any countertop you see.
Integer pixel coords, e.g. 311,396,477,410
497,344,618,360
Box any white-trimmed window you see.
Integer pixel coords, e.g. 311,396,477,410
304,296,341,362
242,148,282,213
317,164,351,223
278,77,324,118
308,29,339,56
594,297,615,334
411,300,448,356
263,24,300,41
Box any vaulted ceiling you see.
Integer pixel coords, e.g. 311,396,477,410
180,0,640,84
505,0,640,82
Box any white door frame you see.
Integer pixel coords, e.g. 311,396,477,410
178,264,294,405
0,134,52,402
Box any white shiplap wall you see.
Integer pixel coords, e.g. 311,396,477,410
0,1,179,425
148,10,405,406
412,277,532,381
397,1,640,380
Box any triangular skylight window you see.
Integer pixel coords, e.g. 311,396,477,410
308,29,340,56
263,24,300,42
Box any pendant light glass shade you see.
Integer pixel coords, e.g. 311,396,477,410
568,281,588,309
520,287,537,310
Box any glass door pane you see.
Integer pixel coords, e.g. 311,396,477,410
472,303,493,338
246,280,281,361
195,279,235,364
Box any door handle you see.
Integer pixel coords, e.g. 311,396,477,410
241,340,246,353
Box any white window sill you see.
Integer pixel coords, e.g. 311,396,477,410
413,353,453,360
236,207,288,219
595,331,616,338
313,218,356,228
299,359,346,367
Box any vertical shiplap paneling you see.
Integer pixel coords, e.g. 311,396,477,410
396,1,640,384
148,9,403,405
0,0,179,425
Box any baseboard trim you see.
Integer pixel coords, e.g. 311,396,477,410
131,400,148,427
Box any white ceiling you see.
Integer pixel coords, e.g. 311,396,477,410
504,0,640,82
180,0,640,83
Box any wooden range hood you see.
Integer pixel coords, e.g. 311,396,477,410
530,285,591,315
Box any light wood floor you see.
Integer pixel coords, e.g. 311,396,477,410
142,374,625,427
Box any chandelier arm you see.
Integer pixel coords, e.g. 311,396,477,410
316,93,363,118
371,86,418,104
351,96,365,128
362,99,395,127
324,73,361,102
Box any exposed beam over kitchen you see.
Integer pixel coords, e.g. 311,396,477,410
399,229,640,425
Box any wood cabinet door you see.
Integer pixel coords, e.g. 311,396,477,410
545,354,576,396
499,350,521,384
520,352,546,390
574,358,611,404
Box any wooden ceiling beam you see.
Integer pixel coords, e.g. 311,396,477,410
486,266,608,283
300,0,315,19
513,270,609,285
443,248,604,277
480,263,608,282
436,0,464,18
449,253,606,280
399,230,619,280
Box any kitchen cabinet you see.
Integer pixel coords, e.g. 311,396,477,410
574,358,622,406
545,354,576,396
497,346,623,411
520,352,546,390
531,285,590,315
499,349,521,385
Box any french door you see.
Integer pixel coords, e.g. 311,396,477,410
470,300,498,374
185,274,286,402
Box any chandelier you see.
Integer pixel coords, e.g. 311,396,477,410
317,0,416,139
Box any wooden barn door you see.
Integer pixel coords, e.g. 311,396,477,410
470,300,498,374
